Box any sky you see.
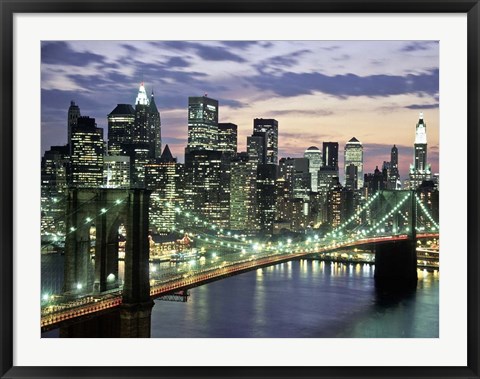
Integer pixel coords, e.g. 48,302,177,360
41,40,439,181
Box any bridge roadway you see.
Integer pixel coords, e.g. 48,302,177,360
41,233,438,331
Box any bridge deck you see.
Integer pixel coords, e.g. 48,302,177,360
41,233,438,331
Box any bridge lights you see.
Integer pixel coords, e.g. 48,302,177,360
76,283,83,290
85,217,92,223
115,199,122,205
100,208,107,214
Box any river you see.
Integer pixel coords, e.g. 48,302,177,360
41,255,439,338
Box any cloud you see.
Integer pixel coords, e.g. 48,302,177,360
166,56,191,68
261,49,312,69
158,41,247,63
250,69,439,98
401,41,439,52
42,41,106,66
405,103,439,110
221,99,248,109
220,41,259,49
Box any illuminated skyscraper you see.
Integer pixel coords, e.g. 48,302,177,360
148,91,162,160
247,133,266,165
186,95,219,153
344,137,363,189
253,118,278,165
304,146,322,192
70,116,104,187
129,83,162,187
322,142,339,173
256,164,277,235
229,153,257,232
408,113,431,189
67,101,81,155
103,156,130,188
107,104,135,156
218,122,238,158
145,145,184,234
389,145,401,189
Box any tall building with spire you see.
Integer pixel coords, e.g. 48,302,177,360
344,137,363,190
67,101,81,155
148,91,162,160
126,82,163,187
408,112,431,189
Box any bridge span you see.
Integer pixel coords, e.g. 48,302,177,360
41,233,438,332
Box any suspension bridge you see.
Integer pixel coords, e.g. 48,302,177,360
40,189,439,336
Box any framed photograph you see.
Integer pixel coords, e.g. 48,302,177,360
1,1,479,378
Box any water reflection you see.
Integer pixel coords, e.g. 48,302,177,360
151,262,438,338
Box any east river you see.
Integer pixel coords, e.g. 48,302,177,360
42,255,439,338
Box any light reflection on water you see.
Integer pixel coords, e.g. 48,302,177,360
151,260,438,338
41,255,438,338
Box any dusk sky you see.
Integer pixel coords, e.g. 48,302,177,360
41,40,439,181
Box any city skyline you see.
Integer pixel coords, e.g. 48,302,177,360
41,40,439,180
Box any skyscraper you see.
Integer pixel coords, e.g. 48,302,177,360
148,91,162,160
256,164,277,235
129,83,158,188
408,112,431,189
253,118,278,165
185,150,229,227
344,137,363,189
218,122,238,158
107,104,135,156
322,142,339,173
229,153,257,232
186,95,219,153
70,116,104,187
247,134,267,165
389,145,400,189
67,101,81,155
103,156,130,188
304,146,322,192
145,145,184,234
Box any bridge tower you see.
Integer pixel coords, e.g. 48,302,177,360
64,188,154,337
373,190,418,290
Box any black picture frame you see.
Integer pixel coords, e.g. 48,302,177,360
1,1,479,378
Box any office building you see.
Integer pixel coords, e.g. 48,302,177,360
70,116,104,187
253,118,278,165
186,95,219,154
67,101,81,155
218,122,238,158
103,155,130,188
344,137,363,189
107,104,135,156
304,146,322,192
145,145,184,234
